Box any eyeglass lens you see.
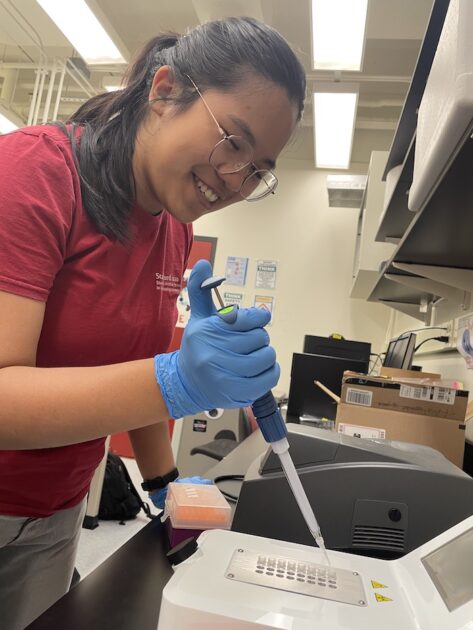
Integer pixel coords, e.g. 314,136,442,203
209,135,253,174
241,170,277,201
209,136,277,200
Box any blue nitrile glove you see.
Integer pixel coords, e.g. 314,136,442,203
154,260,280,419
150,476,213,510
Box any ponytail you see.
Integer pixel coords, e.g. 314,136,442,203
58,34,179,242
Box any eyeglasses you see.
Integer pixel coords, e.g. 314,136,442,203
186,75,278,202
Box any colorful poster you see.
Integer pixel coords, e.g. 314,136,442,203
255,259,278,290
223,291,243,308
225,256,248,286
254,295,275,324
175,268,191,328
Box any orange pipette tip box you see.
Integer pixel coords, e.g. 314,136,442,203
164,482,231,530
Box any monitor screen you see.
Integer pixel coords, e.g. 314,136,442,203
303,335,371,369
287,353,367,422
383,333,416,370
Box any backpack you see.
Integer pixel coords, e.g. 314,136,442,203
99,453,153,521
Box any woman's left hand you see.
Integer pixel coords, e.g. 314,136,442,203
150,476,213,510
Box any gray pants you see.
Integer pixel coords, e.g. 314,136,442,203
0,499,86,630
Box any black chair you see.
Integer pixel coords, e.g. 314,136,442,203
190,409,253,463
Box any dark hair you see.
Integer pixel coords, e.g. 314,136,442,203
64,17,306,242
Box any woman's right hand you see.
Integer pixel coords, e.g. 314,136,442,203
154,260,280,419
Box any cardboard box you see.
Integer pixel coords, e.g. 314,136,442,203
336,403,466,468
341,372,468,421
379,367,441,380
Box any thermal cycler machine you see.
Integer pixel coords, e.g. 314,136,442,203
231,424,473,557
158,516,473,630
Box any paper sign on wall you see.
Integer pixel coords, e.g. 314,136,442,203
224,291,243,308
225,256,248,286
255,260,278,290
254,295,274,324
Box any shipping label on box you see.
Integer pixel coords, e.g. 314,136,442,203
399,384,456,405
345,387,373,407
341,372,468,421
337,422,386,440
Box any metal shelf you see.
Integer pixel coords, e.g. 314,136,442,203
395,136,473,270
369,265,434,322
382,0,450,180
368,0,473,326
355,0,473,323
376,135,416,242
379,300,428,323
377,0,450,246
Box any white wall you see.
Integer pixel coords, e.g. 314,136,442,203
194,158,391,396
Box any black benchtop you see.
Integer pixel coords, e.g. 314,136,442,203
27,432,270,630
27,517,173,630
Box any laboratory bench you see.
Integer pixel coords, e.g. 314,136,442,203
27,427,473,629
26,516,173,630
26,433,267,630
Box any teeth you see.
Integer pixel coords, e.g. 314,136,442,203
195,176,219,203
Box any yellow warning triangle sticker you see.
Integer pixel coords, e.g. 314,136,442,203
371,580,388,589
375,593,393,603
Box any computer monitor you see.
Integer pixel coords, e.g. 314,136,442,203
286,353,368,422
383,333,417,370
303,335,371,369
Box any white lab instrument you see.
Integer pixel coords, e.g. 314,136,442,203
158,515,473,630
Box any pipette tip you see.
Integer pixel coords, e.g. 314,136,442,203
313,533,331,566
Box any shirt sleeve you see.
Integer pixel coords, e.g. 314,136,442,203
0,129,76,301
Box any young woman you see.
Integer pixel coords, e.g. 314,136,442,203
0,16,305,628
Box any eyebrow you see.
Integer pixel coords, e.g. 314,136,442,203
227,114,277,170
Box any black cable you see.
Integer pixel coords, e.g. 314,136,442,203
414,336,449,353
213,474,245,483
391,326,448,342
213,474,244,503
219,490,239,503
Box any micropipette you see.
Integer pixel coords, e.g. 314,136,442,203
201,275,330,565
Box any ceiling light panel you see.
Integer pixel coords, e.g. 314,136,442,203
102,76,123,92
313,92,358,169
36,0,127,65
0,112,19,134
311,0,368,71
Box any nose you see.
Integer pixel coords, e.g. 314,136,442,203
217,168,250,195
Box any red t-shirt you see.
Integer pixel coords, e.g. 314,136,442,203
0,125,193,517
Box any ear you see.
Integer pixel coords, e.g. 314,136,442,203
148,65,175,116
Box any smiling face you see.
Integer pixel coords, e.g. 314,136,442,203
132,67,299,222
